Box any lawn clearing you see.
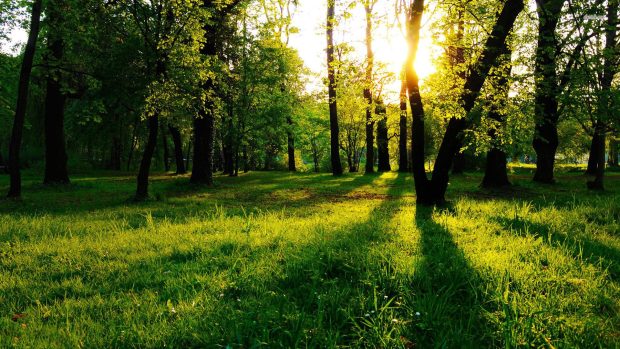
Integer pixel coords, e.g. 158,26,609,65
1,171,619,348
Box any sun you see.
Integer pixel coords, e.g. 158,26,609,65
373,34,437,102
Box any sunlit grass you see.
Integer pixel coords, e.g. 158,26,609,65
0,170,619,347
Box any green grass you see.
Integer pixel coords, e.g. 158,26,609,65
1,170,619,348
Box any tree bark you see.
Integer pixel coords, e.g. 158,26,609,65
326,0,343,176
287,116,296,171
588,0,617,190
135,115,159,200
8,0,42,198
162,125,170,172
406,0,524,205
398,74,409,172
376,102,390,172
43,4,70,185
532,0,564,184
135,56,167,200
586,133,600,175
364,2,375,174
168,125,186,174
482,40,512,188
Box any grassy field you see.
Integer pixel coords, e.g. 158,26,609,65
1,170,619,348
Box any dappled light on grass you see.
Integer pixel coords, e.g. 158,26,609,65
0,171,619,347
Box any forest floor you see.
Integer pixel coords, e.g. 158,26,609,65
1,170,619,348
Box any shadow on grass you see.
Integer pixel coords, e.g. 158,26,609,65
5,173,411,347
409,206,496,348
493,216,620,282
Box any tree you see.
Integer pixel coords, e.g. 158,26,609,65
7,0,42,198
586,0,618,190
482,39,512,188
326,0,343,176
363,0,377,174
191,0,242,186
406,0,524,205
42,0,70,185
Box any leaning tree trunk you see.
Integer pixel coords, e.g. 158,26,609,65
532,0,564,184
376,102,390,172
398,74,409,172
135,59,166,200
168,125,186,174
43,17,70,185
8,0,42,198
135,115,159,200
482,40,512,188
364,2,375,174
326,0,343,176
406,0,524,205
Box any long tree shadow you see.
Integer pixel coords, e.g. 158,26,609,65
410,206,496,348
493,215,620,282
3,172,412,347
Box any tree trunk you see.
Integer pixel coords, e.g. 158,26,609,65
326,0,343,176
110,134,122,171
398,74,408,172
376,102,390,172
287,116,296,171
587,122,606,190
135,115,159,200
185,138,192,171
43,28,70,185
588,0,617,190
162,125,170,172
532,0,564,184
406,0,524,205
482,40,512,188
168,125,186,174
191,90,215,185
135,55,168,200
8,0,42,198
609,139,619,167
364,2,375,174
586,133,600,175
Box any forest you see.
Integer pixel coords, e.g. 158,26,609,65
0,0,619,347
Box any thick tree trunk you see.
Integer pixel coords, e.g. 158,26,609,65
482,40,512,188
287,116,296,171
376,102,390,172
8,0,42,198
532,0,564,184
135,115,159,200
452,153,465,174
43,32,70,185
586,133,600,175
162,125,170,172
364,3,375,174
168,125,186,174
587,122,606,190
398,75,408,172
326,0,343,176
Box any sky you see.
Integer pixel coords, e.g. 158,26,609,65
2,0,438,104
287,0,437,102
